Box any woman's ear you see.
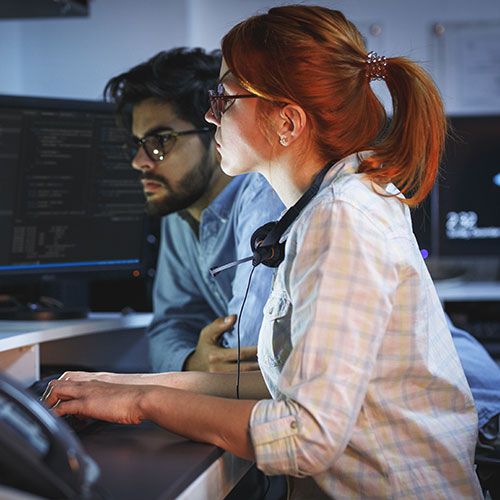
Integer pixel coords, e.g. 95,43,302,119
277,104,307,147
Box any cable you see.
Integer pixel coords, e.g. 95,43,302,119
235,265,257,399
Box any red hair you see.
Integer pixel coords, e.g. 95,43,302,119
221,5,446,206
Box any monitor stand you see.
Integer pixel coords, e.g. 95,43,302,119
0,294,89,321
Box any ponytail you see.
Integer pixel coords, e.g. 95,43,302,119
360,57,447,206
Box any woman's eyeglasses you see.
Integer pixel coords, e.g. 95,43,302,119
208,83,258,121
127,127,210,162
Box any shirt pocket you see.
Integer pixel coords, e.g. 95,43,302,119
263,291,290,319
261,291,293,367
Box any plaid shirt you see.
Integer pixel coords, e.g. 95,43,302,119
250,153,482,499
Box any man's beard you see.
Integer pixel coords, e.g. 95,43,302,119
142,151,214,216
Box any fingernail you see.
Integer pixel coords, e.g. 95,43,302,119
224,315,233,323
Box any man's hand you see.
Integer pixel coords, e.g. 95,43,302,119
184,315,259,372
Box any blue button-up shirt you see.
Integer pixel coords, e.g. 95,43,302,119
147,173,285,372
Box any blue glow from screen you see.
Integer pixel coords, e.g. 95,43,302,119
0,260,139,271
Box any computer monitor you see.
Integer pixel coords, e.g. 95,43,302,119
0,94,150,318
438,115,500,257
411,114,500,279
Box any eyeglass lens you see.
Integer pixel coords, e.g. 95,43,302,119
143,135,173,160
124,134,175,161
209,84,228,121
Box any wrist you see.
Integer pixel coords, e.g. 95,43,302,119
137,385,159,422
183,350,199,371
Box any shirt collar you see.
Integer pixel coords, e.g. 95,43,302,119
204,174,246,222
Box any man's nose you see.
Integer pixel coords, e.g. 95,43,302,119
131,145,156,171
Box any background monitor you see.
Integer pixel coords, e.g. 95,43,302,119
411,114,500,280
438,115,500,257
0,95,156,318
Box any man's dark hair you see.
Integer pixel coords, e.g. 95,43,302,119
104,47,221,149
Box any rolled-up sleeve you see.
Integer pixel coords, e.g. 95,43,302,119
251,401,301,475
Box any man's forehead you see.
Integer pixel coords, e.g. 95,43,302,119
131,98,181,136
133,98,177,120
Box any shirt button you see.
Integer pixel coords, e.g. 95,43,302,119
290,420,298,430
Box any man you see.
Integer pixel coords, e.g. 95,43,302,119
104,47,284,374
103,48,289,500
104,47,499,457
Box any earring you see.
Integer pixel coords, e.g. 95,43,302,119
279,136,288,146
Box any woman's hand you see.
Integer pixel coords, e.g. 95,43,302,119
41,377,259,461
40,371,172,401
42,379,152,425
58,370,142,384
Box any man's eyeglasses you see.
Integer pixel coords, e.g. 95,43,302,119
208,83,258,121
127,127,210,162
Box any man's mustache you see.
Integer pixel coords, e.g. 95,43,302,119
140,173,168,186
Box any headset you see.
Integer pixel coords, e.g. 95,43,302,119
210,159,336,399
210,159,336,277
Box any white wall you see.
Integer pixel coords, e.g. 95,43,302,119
0,0,189,99
1,0,499,113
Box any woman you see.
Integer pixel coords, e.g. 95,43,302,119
44,6,482,498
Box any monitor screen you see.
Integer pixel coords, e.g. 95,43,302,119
411,114,500,260
438,115,500,257
0,94,147,280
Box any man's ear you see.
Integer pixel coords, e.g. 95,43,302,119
277,104,307,146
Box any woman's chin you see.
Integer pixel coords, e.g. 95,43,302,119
220,159,245,178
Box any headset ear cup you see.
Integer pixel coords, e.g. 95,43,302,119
250,222,276,252
250,222,286,268
261,240,285,268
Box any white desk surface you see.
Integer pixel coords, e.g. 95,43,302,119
0,312,153,352
0,312,153,385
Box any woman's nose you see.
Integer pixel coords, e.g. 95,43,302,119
205,107,220,126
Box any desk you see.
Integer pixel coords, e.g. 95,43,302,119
80,421,252,500
0,313,253,500
434,280,500,302
0,312,153,385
